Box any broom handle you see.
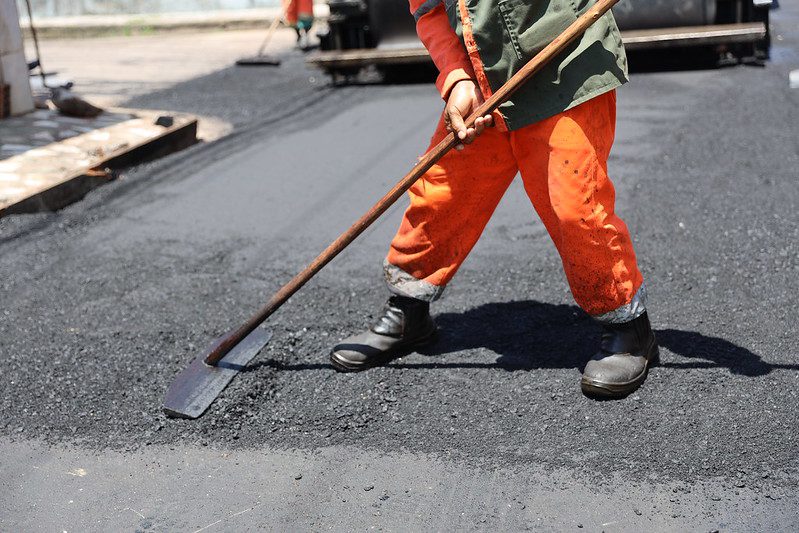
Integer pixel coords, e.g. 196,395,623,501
257,0,290,56
23,0,48,88
205,0,621,365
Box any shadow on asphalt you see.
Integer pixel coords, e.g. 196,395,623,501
250,301,798,377
412,301,795,376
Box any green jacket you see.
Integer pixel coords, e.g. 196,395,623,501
441,0,628,130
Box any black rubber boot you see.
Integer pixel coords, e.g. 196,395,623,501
581,311,659,399
330,295,437,371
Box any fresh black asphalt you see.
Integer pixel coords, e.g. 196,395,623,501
1,6,798,530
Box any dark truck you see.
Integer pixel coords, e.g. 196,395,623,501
307,0,771,80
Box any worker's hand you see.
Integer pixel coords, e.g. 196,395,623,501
445,79,493,151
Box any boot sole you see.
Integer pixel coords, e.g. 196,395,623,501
330,329,438,372
580,337,659,399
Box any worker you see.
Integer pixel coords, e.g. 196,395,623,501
330,0,658,398
284,0,314,50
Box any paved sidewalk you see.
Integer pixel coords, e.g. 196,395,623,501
19,5,330,38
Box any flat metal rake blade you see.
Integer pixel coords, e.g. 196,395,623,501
163,327,272,419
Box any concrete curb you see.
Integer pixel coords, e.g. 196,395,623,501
20,6,330,39
0,108,198,217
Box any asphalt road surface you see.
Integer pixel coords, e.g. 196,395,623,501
2,7,799,532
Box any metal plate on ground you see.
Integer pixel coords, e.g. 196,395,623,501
163,327,272,419
307,22,767,70
621,22,766,50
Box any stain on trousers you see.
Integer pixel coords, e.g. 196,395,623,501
385,90,645,320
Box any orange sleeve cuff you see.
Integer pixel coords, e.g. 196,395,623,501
436,66,476,100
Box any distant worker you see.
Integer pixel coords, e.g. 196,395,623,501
284,0,314,50
330,0,659,398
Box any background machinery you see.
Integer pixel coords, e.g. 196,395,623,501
308,0,772,80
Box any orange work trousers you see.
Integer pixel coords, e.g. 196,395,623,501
285,0,314,28
385,90,645,320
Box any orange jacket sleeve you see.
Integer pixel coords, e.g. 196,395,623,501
409,0,475,99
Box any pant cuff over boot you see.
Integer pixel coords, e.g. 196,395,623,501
383,260,445,303
591,283,648,325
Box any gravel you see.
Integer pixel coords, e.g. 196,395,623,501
2,6,798,506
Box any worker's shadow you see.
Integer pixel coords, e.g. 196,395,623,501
390,300,796,376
